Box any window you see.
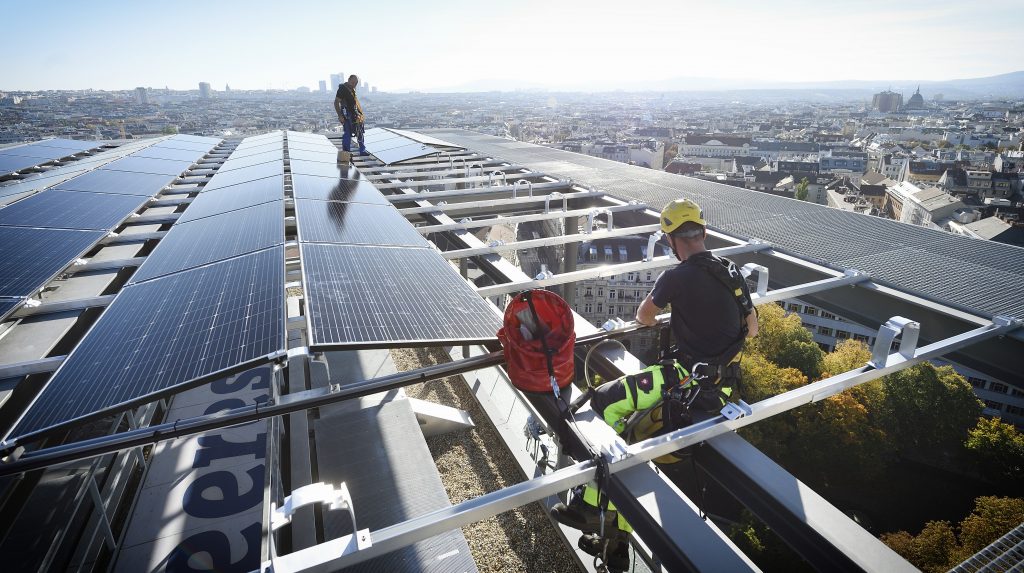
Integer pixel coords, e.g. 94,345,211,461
584,303,593,313
609,290,617,300
1012,388,1024,398
597,288,604,296
853,334,869,343
990,382,1008,394
1005,405,1023,416
645,272,653,282
835,330,849,340
804,306,818,316
627,272,637,281
597,303,603,313
984,400,1003,411
817,342,832,352
589,247,597,262
604,246,613,261
820,310,836,320
786,303,801,312
619,247,628,261
819,327,834,337
584,287,593,297
967,376,986,389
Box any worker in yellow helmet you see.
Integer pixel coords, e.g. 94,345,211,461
550,199,759,571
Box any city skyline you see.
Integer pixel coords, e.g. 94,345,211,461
2,0,1023,92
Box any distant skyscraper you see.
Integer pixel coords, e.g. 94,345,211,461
362,81,368,91
330,73,343,92
199,82,211,99
134,87,148,105
872,90,903,113
371,86,378,94
318,80,327,94
225,83,231,92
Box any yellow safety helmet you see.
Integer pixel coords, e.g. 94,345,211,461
660,199,706,235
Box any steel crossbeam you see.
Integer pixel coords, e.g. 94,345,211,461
384,180,570,203
397,190,604,216
415,203,646,234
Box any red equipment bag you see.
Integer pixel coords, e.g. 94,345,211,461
497,290,575,394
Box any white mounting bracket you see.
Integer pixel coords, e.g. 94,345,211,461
269,482,371,573
544,192,566,214
740,263,769,296
721,400,753,421
645,231,664,262
601,318,627,332
870,316,920,368
585,208,613,234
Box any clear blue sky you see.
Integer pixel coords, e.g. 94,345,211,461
1,0,1021,92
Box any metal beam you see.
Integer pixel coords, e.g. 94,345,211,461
11,295,115,319
385,180,570,203
476,242,769,298
100,231,167,246
415,203,645,234
441,224,661,259
358,158,508,175
397,191,605,216
375,171,539,189
364,164,527,181
750,271,870,305
122,213,180,225
66,257,146,274
0,356,65,379
697,432,916,573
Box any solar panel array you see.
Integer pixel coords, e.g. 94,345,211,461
289,131,500,350
429,129,1024,320
0,139,99,176
7,133,286,441
0,134,222,323
362,127,440,165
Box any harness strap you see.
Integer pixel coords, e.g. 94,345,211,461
523,290,560,400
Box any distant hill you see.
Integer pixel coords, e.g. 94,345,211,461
422,71,1024,99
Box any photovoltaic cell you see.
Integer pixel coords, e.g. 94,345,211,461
203,161,284,192
302,243,500,349
9,246,285,439
290,159,368,179
286,141,337,154
177,174,284,223
291,175,383,203
286,148,340,163
149,140,214,153
0,147,70,159
0,155,47,174
0,226,105,296
134,147,208,162
372,143,436,165
55,169,176,196
102,156,194,176
295,200,428,246
0,297,19,322
219,150,283,172
228,142,284,159
0,190,147,231
130,201,284,284
33,139,99,152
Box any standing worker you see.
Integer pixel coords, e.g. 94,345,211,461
334,74,367,155
550,198,758,572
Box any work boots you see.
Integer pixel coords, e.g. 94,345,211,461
578,533,631,572
549,495,618,534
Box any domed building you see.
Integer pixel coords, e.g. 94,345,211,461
905,85,926,110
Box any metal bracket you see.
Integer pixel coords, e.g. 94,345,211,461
721,400,753,421
269,482,371,572
512,179,533,198
870,316,920,368
645,231,664,262
740,263,769,296
585,208,613,234
544,192,566,213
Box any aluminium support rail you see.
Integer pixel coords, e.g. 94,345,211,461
384,180,570,203
396,190,605,216
439,224,662,260
415,203,647,234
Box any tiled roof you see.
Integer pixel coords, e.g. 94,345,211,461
426,130,1024,319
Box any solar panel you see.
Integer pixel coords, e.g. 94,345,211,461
133,147,208,162
148,140,214,153
0,297,20,322
386,129,464,149
203,161,283,192
363,129,403,144
8,245,286,440
286,148,340,163
0,155,48,174
290,159,369,179
33,139,98,152
130,201,284,284
0,190,147,231
168,134,221,145
372,143,436,165
227,141,285,159
0,147,70,160
296,200,428,246
291,175,383,203
367,137,421,153
0,226,105,296
101,156,194,176
302,243,500,350
219,150,283,172
177,174,284,223
54,169,176,196
286,141,338,154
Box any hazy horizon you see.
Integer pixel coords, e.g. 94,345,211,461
2,0,1023,92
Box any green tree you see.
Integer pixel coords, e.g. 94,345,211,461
736,352,807,460
746,304,823,379
795,177,810,201
958,496,1024,556
880,363,982,460
729,510,814,573
965,417,1024,485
